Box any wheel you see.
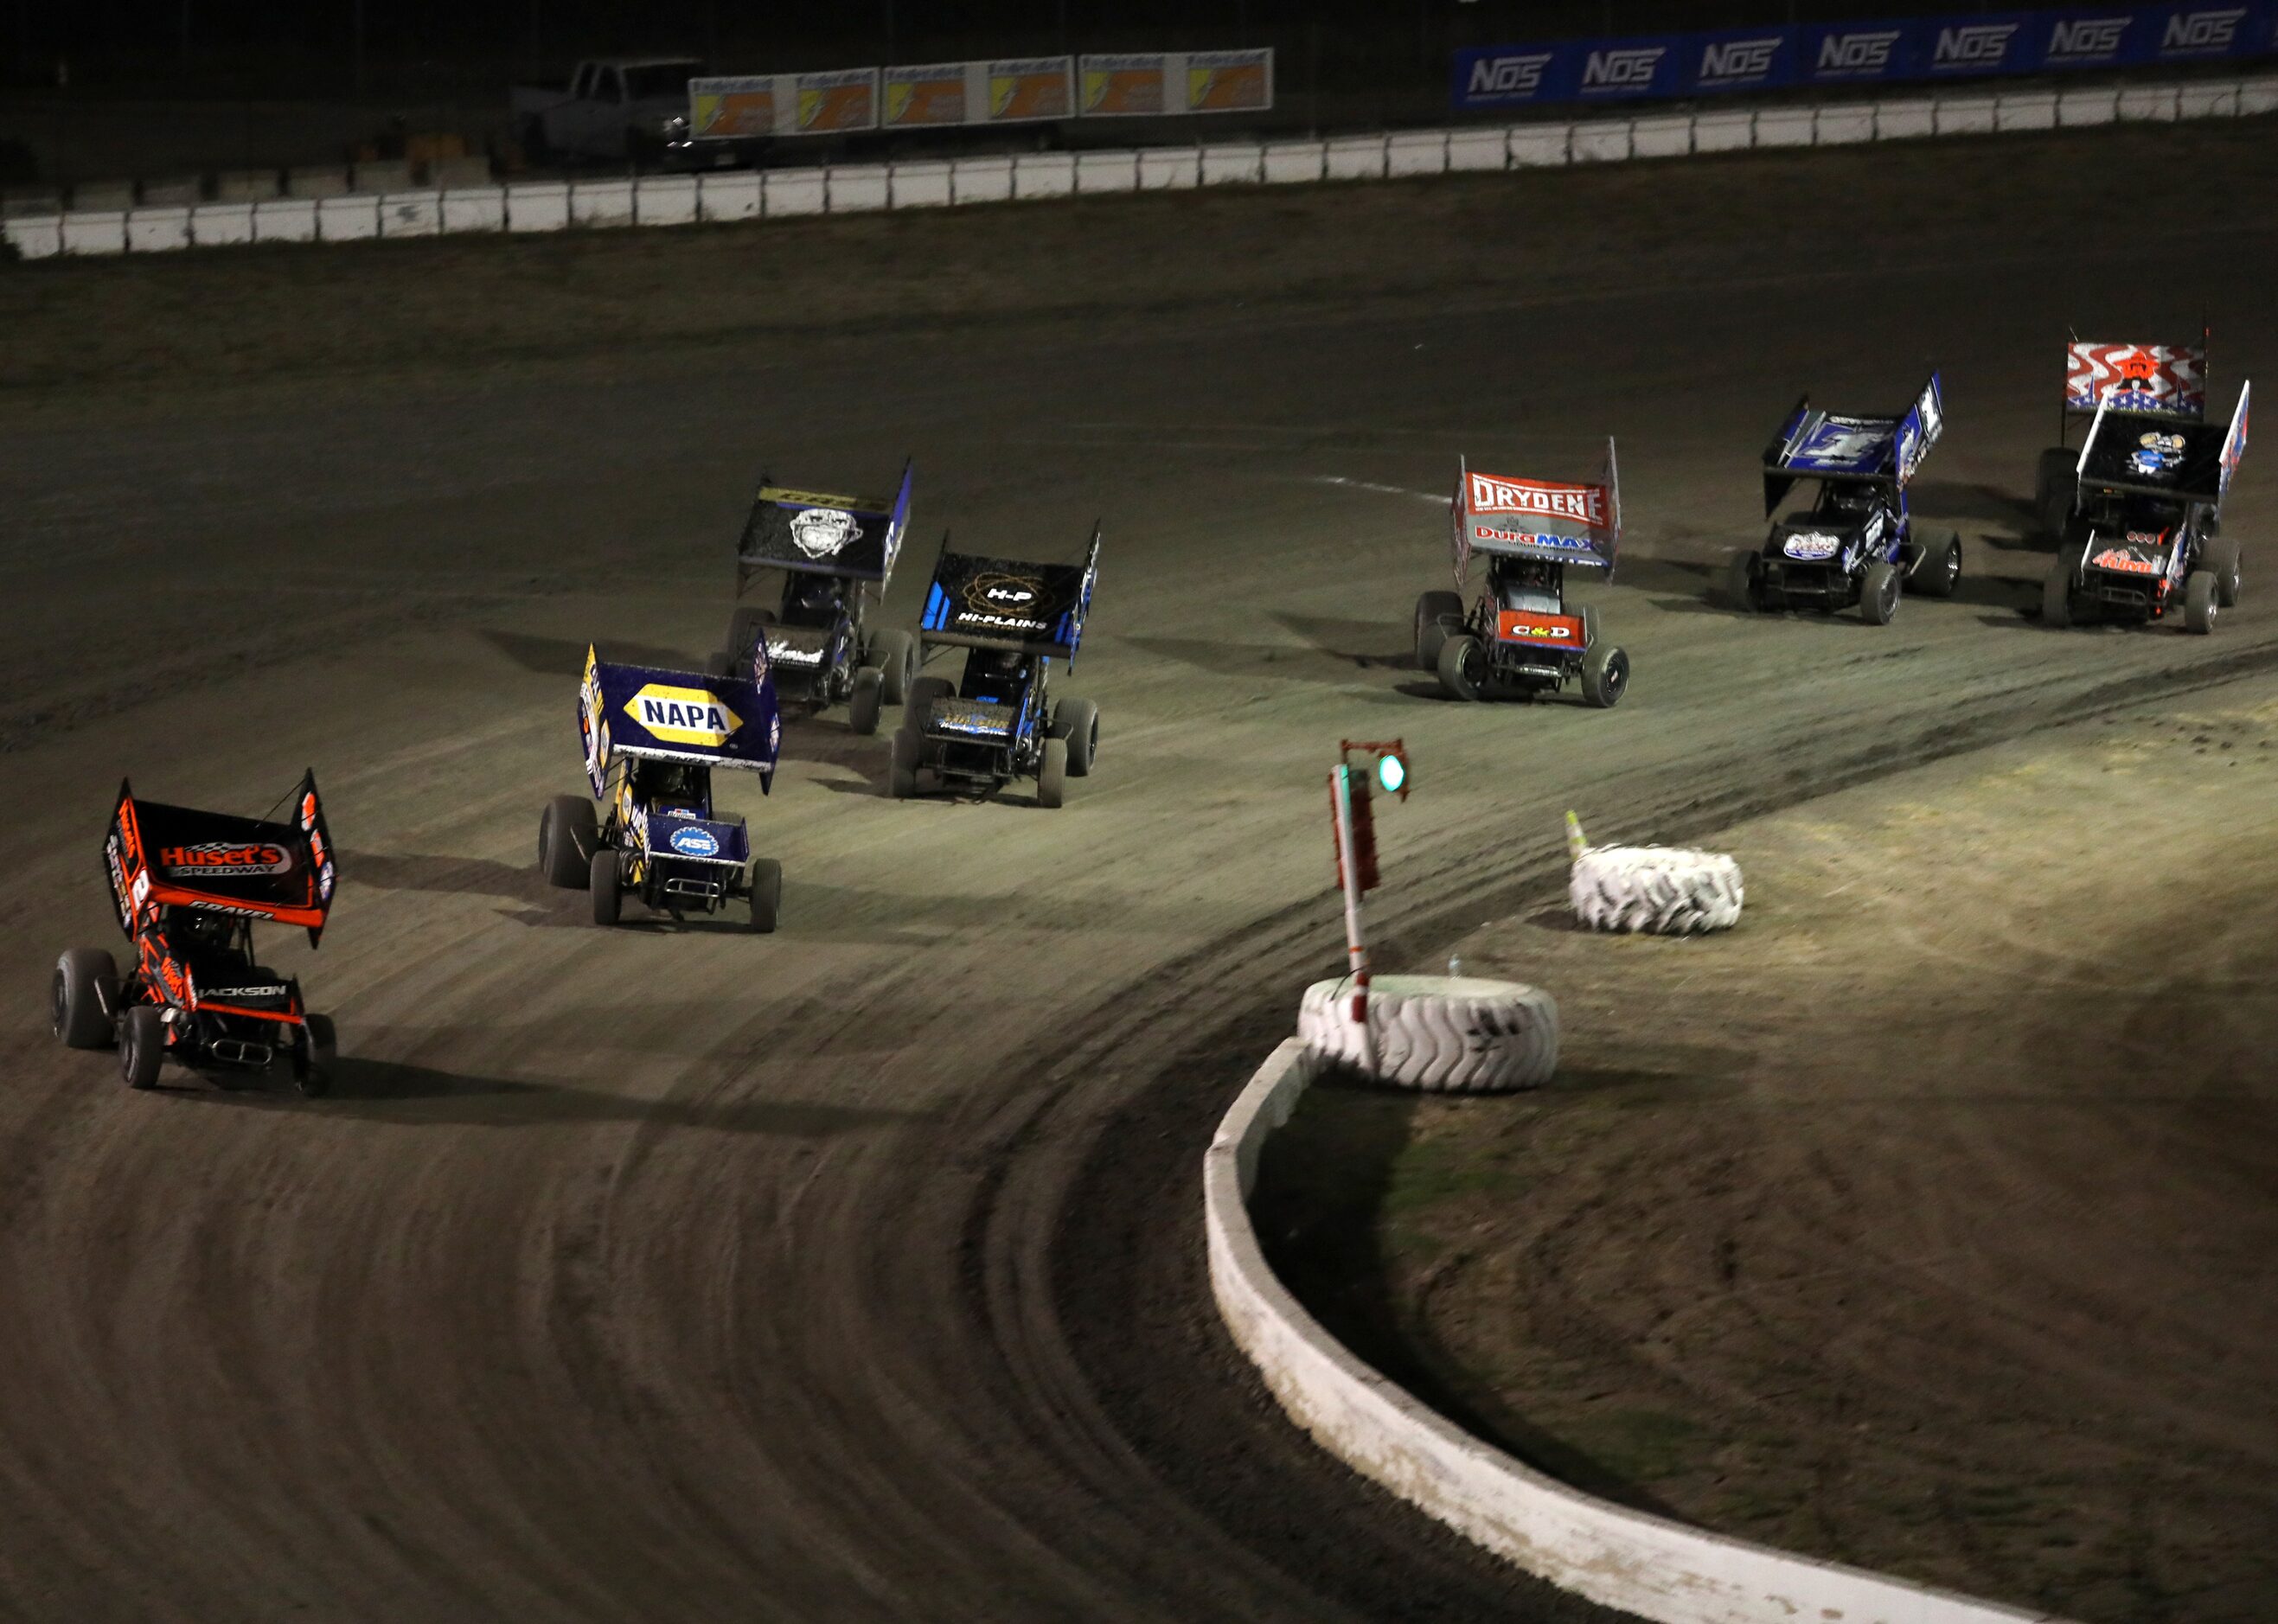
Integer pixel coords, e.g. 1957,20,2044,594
53,948,118,1050
119,1006,164,1090
868,629,917,705
2207,539,2242,608
1724,549,1760,611
848,668,884,736
2185,569,2218,635
723,606,771,673
1037,738,1068,809
889,726,920,800
1436,633,1486,700
2034,447,2077,540
590,847,622,926
903,675,952,734
1909,529,1961,598
1579,643,1629,709
2042,565,2073,628
1056,697,1098,777
1413,591,1462,671
1860,559,1901,625
746,858,783,933
540,795,597,888
295,1013,336,1098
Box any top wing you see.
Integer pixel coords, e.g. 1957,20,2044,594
2065,339,2206,419
579,642,784,795
918,528,1098,659
1454,444,1620,572
105,770,336,943
2076,385,2243,505
1763,373,1941,510
737,458,912,583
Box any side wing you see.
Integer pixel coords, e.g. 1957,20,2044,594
1450,455,1472,587
1893,372,1943,488
293,770,337,946
2218,380,2250,509
1762,393,1811,515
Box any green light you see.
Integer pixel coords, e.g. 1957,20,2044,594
1376,752,1406,795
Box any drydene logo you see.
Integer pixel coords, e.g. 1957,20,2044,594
1933,22,2019,67
1468,52,1552,98
1698,37,1781,85
163,841,291,876
626,684,742,747
1468,473,1605,526
2163,9,2244,52
2046,16,2131,62
668,825,721,858
1581,45,1664,90
1817,29,1901,73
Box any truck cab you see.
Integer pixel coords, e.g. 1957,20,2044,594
515,56,703,163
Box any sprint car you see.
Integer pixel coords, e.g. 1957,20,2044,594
2044,377,2249,633
1727,373,1961,624
1415,441,1629,707
52,773,339,1094
541,643,786,929
891,528,1100,808
718,460,918,736
2033,333,2208,540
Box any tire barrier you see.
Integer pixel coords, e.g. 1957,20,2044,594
1298,973,1558,1092
1566,811,1743,937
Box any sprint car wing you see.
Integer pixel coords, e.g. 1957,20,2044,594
106,770,337,945
1450,441,1621,579
1763,373,1942,513
736,458,912,586
918,526,1099,662
579,642,784,796
2076,381,2249,507
2064,336,2206,419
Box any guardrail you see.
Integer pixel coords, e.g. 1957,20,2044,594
5,71,2274,262
1206,1038,2076,1624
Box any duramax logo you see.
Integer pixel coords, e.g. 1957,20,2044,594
2163,9,2245,51
1933,22,2019,67
627,685,741,747
1816,29,1901,73
1467,53,1551,97
1581,46,1665,90
1698,37,1781,83
2045,16,2131,61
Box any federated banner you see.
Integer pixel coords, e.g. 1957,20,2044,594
1452,2,2276,110
797,67,879,133
885,62,971,128
1185,48,1276,112
689,76,777,139
1079,49,1277,116
1083,53,1171,116
988,56,1076,122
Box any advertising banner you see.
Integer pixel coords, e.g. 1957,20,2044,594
797,68,880,134
1684,28,1800,94
689,76,777,139
1083,53,1171,116
988,57,1076,123
885,62,971,128
1185,48,1275,112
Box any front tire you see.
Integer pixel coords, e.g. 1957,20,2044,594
888,726,920,800
903,675,952,735
1037,738,1068,809
1724,549,1760,612
295,1013,336,1098
746,858,783,933
1056,697,1099,777
1909,529,1961,598
1860,560,1901,625
53,948,118,1050
590,847,622,926
848,668,884,736
2185,569,2218,634
1436,633,1486,701
1579,643,1629,709
120,1006,164,1090
540,795,598,888
867,629,917,705
2207,539,2242,608
1414,591,1462,671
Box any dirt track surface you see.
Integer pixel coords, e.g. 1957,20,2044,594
0,119,2272,1620
1257,682,2278,1622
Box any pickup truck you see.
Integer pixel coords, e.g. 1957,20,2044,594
513,57,706,165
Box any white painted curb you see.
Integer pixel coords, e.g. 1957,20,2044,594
1205,1037,2075,1624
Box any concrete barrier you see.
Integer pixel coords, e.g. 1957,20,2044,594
2117,83,2181,121
1693,110,1755,153
1387,131,1449,176
1014,152,1077,199
1200,142,1263,185
351,159,413,195
1571,120,1633,163
3,214,62,258
1206,1038,2074,1624
698,171,764,221
1446,126,1509,170
1,189,64,218
431,155,494,190
829,163,892,213
1263,141,1326,185
127,207,191,253
317,195,381,241
505,181,571,233
1816,104,1876,144
1507,124,1570,168
890,159,954,207
569,178,636,227
1938,94,2000,135
636,175,699,226
191,201,254,247
286,166,352,200
70,181,136,213
2243,74,2278,116
214,169,280,203
61,211,127,255
439,188,505,233
1877,97,1940,139
2059,86,2121,125
253,197,319,244
1996,91,2059,131
375,192,441,239
1629,113,1693,158
952,155,1013,204
1325,134,1389,181
140,176,202,207
1137,146,1200,189
1075,150,1139,194
1755,106,1816,148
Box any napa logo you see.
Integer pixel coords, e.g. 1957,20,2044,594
667,824,721,858
626,684,741,747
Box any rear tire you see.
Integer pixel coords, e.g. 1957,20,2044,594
1056,697,1098,777
1037,738,1068,809
1579,643,1629,709
53,948,118,1050
889,726,920,800
540,796,597,888
903,675,951,735
295,1013,336,1098
1436,634,1485,701
2034,447,2077,540
2207,539,2242,608
848,668,884,736
746,858,783,933
1860,560,1901,625
1414,591,1462,671
590,847,622,926
1909,529,1961,598
1724,549,1760,612
2185,569,2218,634
868,629,917,705
120,1006,164,1090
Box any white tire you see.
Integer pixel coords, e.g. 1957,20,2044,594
1298,975,1558,1092
1570,842,1744,935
